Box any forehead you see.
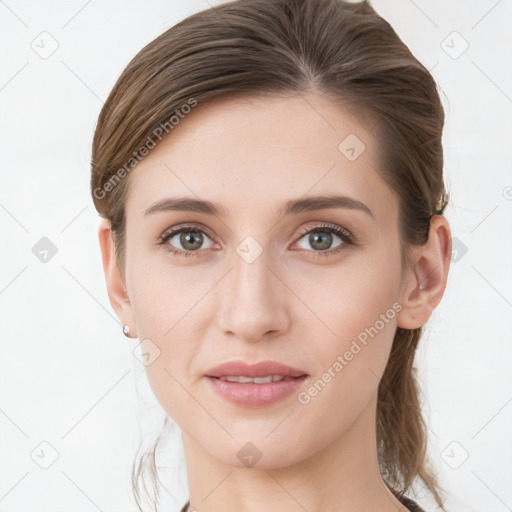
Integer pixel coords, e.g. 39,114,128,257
125,93,398,228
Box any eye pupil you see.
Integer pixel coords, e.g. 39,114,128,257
310,231,332,250
180,231,203,250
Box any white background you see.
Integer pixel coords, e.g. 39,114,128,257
1,1,511,511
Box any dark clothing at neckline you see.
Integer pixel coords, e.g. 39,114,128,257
179,489,425,512
391,488,426,512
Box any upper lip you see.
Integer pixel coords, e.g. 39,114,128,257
206,360,308,378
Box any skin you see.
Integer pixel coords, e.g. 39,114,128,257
98,92,451,512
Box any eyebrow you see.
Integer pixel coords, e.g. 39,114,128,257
144,194,374,219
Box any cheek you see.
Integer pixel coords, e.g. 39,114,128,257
291,247,402,345
299,274,399,396
126,245,209,335
290,245,402,396
125,252,216,408
293,273,400,444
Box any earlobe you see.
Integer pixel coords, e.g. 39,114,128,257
397,215,452,330
98,218,137,337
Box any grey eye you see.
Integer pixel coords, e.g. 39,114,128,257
167,229,215,251
296,230,343,251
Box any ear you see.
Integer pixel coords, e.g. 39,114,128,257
98,218,137,338
397,215,452,329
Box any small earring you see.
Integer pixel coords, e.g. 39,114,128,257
123,325,130,337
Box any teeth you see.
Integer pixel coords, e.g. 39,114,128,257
218,375,290,383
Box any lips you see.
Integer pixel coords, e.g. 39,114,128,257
206,359,308,379
205,361,309,407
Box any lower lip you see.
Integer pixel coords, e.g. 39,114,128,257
205,375,309,407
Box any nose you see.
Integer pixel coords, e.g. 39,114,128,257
215,245,290,344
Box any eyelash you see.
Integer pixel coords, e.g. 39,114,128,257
157,222,355,259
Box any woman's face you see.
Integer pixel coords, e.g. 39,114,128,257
120,92,411,467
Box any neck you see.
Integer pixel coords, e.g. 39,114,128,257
181,393,405,512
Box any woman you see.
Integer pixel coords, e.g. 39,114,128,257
91,0,452,510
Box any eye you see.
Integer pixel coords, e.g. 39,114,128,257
294,222,354,257
158,225,217,257
157,222,355,258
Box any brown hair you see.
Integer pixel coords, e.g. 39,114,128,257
90,0,449,509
